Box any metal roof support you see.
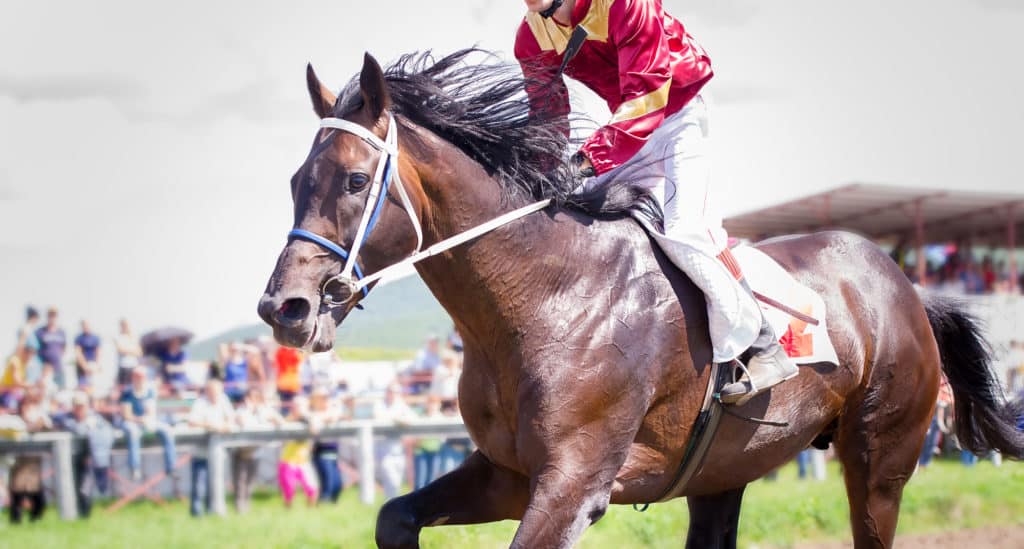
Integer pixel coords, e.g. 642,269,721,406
1009,203,1019,293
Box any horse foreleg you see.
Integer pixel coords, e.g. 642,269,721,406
508,460,620,549
685,486,747,549
375,450,529,549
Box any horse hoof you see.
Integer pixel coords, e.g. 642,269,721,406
376,497,421,549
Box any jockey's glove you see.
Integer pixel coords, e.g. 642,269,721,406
572,151,596,178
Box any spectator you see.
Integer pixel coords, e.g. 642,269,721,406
447,328,463,353
119,366,177,481
236,387,285,428
157,338,189,395
60,391,115,518
374,383,415,500
919,376,953,469
219,343,250,404
309,385,345,504
244,343,267,391
35,307,67,387
233,387,284,513
2,345,33,412
428,349,462,416
114,319,142,390
187,378,235,517
8,393,52,524
413,335,442,373
981,257,997,293
413,436,442,491
431,350,469,478
73,320,102,391
274,346,303,413
35,362,60,415
14,307,40,366
308,351,343,393
796,449,826,481
278,396,317,508
255,336,276,384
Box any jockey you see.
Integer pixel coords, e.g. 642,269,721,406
514,0,798,404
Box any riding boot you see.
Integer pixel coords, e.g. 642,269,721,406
718,301,799,406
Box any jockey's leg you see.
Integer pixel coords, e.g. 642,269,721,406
715,250,799,405
656,96,797,405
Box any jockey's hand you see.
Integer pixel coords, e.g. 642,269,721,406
572,152,596,178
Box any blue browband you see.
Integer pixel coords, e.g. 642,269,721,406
287,148,396,298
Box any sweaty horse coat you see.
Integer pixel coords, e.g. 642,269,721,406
258,51,1024,549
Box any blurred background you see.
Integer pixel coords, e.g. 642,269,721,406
0,1,1022,547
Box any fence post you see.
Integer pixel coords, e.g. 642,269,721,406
52,433,78,520
359,423,375,505
209,434,227,516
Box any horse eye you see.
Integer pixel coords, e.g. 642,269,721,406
349,173,371,191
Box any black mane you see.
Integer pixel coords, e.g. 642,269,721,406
333,49,662,227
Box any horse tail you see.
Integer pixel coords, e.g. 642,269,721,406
920,291,1024,459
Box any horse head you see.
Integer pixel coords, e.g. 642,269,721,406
257,54,424,351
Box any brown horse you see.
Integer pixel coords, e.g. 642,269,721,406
257,50,1023,548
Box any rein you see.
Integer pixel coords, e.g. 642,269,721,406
288,114,551,308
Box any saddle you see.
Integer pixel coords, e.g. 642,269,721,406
636,242,841,506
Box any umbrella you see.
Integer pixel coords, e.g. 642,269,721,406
140,326,194,356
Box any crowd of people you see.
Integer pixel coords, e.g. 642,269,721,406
0,305,470,523
2,300,1019,523
895,246,1023,295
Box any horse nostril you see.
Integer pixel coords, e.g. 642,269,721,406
275,297,312,327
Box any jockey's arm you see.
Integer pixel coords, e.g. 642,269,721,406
514,26,571,138
578,0,674,176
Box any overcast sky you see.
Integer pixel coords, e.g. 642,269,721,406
1,0,1022,344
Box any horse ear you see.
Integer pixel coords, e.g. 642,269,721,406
359,52,390,121
306,63,336,119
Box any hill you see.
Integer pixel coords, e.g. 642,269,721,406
190,276,451,360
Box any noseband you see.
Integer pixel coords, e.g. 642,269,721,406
287,114,552,310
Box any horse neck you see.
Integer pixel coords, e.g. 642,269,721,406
404,128,560,348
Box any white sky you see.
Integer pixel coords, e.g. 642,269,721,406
1,0,1022,344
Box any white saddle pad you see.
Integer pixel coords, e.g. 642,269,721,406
731,245,840,365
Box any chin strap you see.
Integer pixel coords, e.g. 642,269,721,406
539,0,564,19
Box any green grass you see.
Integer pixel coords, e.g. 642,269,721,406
335,347,417,362
2,460,1021,548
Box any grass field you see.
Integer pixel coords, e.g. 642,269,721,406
336,347,417,362
2,460,1021,548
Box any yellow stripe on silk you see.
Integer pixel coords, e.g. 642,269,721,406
610,80,672,124
525,12,571,53
525,0,614,54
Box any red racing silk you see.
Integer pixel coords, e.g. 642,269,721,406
514,0,713,176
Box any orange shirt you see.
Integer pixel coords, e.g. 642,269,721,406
274,347,303,393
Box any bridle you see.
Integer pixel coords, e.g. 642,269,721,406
289,114,422,308
287,114,551,310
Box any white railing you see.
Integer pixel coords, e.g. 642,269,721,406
0,417,469,520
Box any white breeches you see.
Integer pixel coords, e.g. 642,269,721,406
587,96,761,362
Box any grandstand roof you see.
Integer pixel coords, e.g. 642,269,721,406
724,183,1024,244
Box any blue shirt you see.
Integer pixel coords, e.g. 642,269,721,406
35,327,66,367
75,333,101,361
119,386,156,418
224,358,248,385
157,348,188,385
